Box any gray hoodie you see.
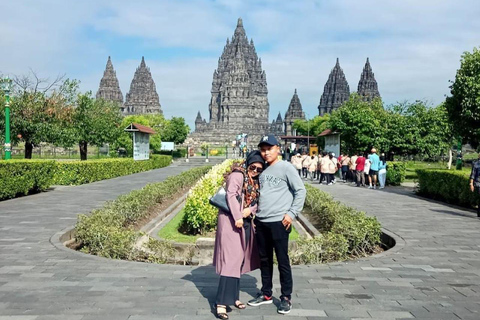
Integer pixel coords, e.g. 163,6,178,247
257,160,306,222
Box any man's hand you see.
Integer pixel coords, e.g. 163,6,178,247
242,208,251,218
282,214,292,230
470,184,475,192
235,218,244,229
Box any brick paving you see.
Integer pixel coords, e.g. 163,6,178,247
1,165,480,319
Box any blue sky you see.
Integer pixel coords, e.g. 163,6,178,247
0,0,479,130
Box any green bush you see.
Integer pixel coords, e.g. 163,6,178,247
416,169,479,208
75,166,211,260
0,160,56,200
386,161,406,186
54,155,172,185
291,184,382,264
181,160,236,234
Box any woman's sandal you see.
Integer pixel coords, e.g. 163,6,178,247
234,300,246,309
216,305,229,319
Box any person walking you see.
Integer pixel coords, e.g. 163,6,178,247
301,152,308,178
378,153,387,189
307,154,317,181
341,153,350,182
213,151,264,319
363,152,371,187
291,153,302,177
327,153,337,185
319,151,329,184
248,135,306,314
469,153,480,217
349,152,358,185
355,153,366,187
368,148,380,189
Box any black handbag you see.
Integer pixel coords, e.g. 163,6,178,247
209,186,230,213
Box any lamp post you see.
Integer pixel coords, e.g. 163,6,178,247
0,77,13,160
306,112,310,155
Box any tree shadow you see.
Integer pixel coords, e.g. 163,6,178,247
182,265,259,316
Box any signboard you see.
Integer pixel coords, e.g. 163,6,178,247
324,134,340,157
133,132,150,161
160,142,174,151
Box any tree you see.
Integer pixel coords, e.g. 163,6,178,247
292,114,330,148
328,94,388,154
158,117,189,144
445,47,480,149
70,93,123,160
0,73,72,158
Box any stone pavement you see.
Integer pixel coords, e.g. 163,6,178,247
1,164,480,320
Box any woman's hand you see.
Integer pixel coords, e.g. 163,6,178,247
235,219,244,228
470,184,475,192
242,208,251,218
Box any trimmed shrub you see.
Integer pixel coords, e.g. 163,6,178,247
181,160,236,235
416,169,479,208
54,155,171,185
291,184,382,264
0,160,56,200
75,166,211,259
386,161,406,186
155,149,187,158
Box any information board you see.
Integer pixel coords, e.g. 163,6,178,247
133,132,150,161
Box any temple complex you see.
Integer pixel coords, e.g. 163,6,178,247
357,57,381,102
95,56,123,106
318,58,351,116
186,18,282,148
96,56,162,116
284,89,306,136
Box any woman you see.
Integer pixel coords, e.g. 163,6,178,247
327,153,336,185
378,153,387,189
307,154,316,181
291,153,302,177
213,151,263,319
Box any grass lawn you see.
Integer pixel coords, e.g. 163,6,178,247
158,208,299,243
404,161,471,182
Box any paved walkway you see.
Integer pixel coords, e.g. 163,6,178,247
1,167,480,320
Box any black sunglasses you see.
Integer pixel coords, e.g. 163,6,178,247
248,164,263,173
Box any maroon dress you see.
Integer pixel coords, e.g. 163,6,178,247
213,171,260,305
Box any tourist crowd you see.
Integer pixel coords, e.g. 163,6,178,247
289,148,388,189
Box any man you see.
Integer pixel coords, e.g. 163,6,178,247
368,148,380,189
355,152,366,187
469,153,480,217
248,134,306,314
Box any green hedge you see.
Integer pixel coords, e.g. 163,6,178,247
0,160,56,200
54,155,172,185
386,161,406,186
75,166,211,260
290,184,382,264
416,169,479,208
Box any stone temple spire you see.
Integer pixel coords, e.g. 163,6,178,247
284,89,306,136
96,56,123,106
124,56,162,115
357,57,380,102
318,58,350,116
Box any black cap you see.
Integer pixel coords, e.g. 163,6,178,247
258,134,279,147
246,150,265,167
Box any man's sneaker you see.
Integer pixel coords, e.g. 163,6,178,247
277,297,292,314
247,293,273,306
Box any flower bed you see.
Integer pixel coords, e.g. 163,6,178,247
74,166,211,261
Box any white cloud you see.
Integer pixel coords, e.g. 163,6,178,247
0,0,479,129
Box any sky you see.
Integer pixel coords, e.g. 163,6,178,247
0,0,478,130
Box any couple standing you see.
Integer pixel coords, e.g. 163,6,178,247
213,134,306,318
